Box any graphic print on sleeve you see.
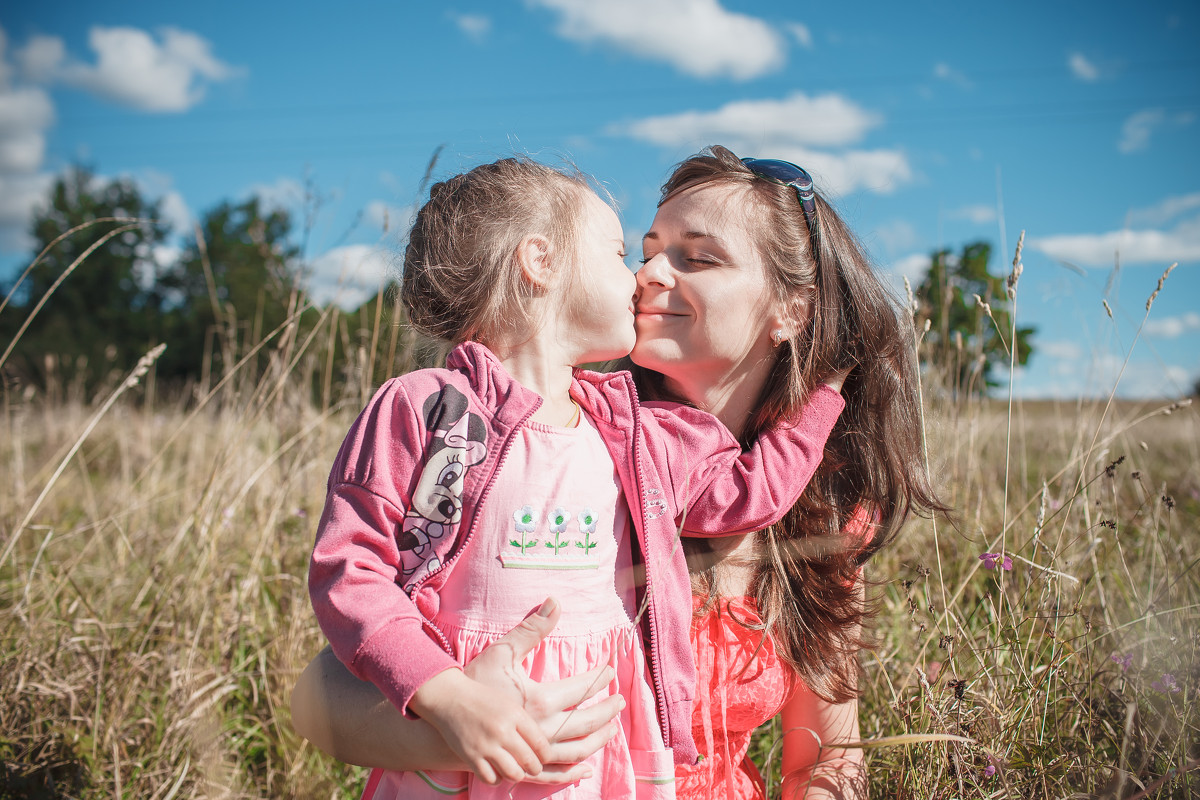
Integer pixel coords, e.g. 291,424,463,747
397,385,488,590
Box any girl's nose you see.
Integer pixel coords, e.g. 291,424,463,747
635,252,674,289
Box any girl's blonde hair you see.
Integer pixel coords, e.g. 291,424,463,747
402,157,590,346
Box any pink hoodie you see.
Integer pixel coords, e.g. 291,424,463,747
309,341,844,766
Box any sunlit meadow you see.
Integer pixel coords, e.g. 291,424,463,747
1,231,1197,797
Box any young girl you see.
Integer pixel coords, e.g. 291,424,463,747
307,157,846,799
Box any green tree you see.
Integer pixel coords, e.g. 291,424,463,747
1,166,169,393
159,197,303,385
914,241,1035,396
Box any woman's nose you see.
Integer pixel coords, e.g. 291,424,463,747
636,252,674,289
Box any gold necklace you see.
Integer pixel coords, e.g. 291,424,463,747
566,398,581,428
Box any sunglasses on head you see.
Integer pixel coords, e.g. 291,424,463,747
741,157,818,235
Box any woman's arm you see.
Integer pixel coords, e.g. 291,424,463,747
291,598,623,784
779,686,867,800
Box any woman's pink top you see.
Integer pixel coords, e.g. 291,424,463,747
675,596,794,800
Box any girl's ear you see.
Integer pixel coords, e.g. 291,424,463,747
515,234,555,290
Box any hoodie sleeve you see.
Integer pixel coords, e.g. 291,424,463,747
308,380,459,716
643,385,845,537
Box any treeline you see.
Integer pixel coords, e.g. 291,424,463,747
0,167,423,405
0,166,1032,405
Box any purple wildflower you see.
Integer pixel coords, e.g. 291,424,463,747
979,552,1013,571
1111,652,1133,671
983,764,996,778
1151,673,1180,694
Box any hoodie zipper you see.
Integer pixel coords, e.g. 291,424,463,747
409,396,541,655
626,382,673,755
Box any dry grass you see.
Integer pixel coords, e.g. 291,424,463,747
2,254,1198,797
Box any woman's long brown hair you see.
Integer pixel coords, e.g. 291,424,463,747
633,146,948,703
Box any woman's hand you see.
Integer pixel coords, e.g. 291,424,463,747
464,597,621,784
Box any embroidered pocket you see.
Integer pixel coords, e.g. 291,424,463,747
499,552,600,570
501,505,602,570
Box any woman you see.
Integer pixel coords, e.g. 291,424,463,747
291,146,942,798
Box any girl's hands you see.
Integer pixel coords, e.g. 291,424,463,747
464,597,622,784
408,597,622,786
289,599,622,784
409,668,549,785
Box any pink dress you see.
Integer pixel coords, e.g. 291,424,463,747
362,414,675,799
675,596,795,800
676,510,872,799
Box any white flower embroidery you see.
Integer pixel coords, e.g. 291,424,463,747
578,508,598,534
513,505,538,532
548,507,571,534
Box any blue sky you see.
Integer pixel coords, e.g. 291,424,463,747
1,1,1197,398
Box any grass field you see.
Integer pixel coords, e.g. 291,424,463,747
2,273,1197,797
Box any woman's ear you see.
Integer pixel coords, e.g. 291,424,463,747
515,234,555,290
770,290,812,343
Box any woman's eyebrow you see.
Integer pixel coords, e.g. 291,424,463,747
642,230,727,245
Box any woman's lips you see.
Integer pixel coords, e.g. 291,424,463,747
635,307,684,321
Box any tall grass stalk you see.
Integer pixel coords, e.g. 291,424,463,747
2,232,1197,797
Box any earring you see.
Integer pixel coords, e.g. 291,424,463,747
771,329,785,346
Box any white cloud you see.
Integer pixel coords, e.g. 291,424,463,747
0,27,10,88
0,171,54,251
1030,219,1200,267
449,13,492,42
787,23,813,49
1068,52,1099,81
1120,109,1165,153
56,26,239,112
1116,107,1193,155
876,252,929,305
307,244,395,310
933,62,972,89
1126,192,1200,228
246,177,307,217
871,220,920,256
1144,311,1200,339
365,200,415,235
130,169,194,233
1014,352,1192,400
15,35,65,83
528,0,786,80
764,145,912,196
613,92,910,195
0,86,54,173
158,190,193,232
886,253,930,284
1037,339,1084,360
949,204,997,224
619,92,881,149
0,26,58,251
